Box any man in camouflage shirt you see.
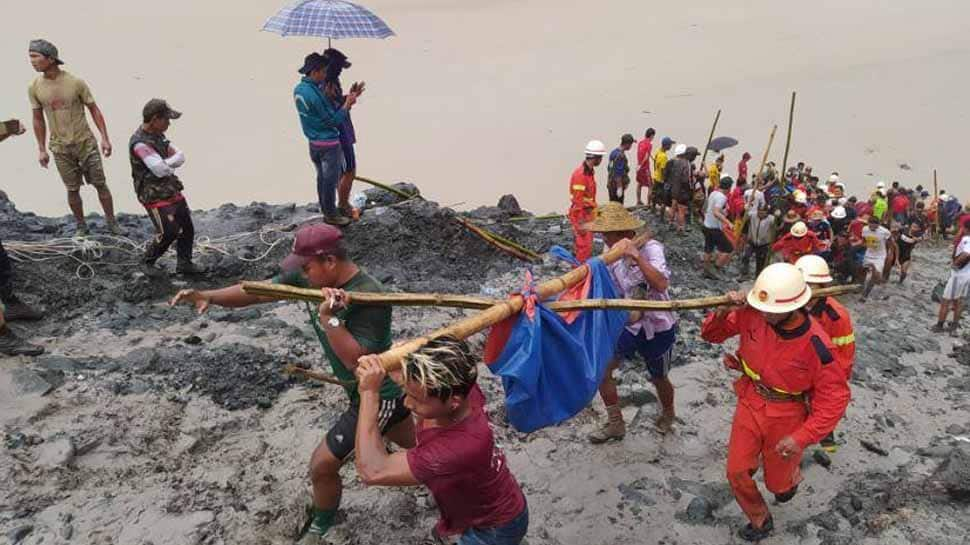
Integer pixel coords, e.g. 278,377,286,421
129,99,203,275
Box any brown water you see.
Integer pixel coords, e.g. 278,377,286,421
1,0,967,217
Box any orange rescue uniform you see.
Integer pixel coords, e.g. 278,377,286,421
772,231,822,264
808,297,855,380
701,308,850,529
568,162,597,262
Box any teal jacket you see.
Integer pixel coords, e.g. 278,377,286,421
293,77,348,142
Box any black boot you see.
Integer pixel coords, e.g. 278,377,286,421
1,294,44,322
774,484,799,503
176,261,207,276
738,515,774,542
0,324,44,356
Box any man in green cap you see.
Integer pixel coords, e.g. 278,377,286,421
28,39,120,236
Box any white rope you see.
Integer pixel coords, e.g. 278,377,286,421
4,217,320,280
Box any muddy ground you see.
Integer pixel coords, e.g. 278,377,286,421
1,187,969,545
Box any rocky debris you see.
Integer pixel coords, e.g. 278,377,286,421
497,194,522,215
684,495,714,522
932,446,970,502
10,368,55,397
35,436,75,468
860,439,890,456
7,525,33,545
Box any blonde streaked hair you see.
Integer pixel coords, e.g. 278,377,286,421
402,336,478,401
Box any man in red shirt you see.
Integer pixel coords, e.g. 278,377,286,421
890,191,910,224
569,140,605,262
737,152,751,184
355,337,528,545
635,128,655,206
701,263,849,541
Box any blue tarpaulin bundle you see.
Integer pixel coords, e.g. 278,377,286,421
485,254,628,433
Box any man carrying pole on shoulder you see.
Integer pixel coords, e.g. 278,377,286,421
701,263,850,541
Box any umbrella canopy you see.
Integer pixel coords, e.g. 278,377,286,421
263,0,395,40
707,136,739,153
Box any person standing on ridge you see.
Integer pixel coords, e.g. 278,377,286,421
607,134,635,204
635,128,655,206
568,140,605,262
701,263,850,542
652,137,674,217
28,39,121,236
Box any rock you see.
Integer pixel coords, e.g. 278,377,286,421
32,355,82,373
182,335,203,345
11,368,54,397
548,224,562,235
685,496,714,522
621,386,658,407
121,347,161,373
7,525,33,544
5,431,28,449
932,446,970,502
946,424,966,435
617,478,657,507
859,439,889,456
850,495,863,512
36,437,75,468
497,194,522,214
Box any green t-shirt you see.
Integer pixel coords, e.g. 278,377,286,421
274,268,402,404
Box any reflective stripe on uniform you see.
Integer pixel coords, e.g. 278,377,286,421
831,333,855,346
571,185,587,191
741,358,802,395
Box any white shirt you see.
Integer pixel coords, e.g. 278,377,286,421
744,188,765,219
863,225,892,262
955,236,970,277
704,191,728,229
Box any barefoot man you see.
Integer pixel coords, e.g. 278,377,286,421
701,263,849,541
170,224,414,543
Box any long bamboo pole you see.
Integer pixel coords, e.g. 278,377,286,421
755,125,778,186
700,109,722,168
242,281,860,313
780,92,796,178
934,169,941,239
354,175,419,200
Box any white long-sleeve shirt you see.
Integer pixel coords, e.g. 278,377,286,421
133,142,185,178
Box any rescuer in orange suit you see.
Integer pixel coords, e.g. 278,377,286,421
568,140,606,262
796,254,855,453
701,263,850,542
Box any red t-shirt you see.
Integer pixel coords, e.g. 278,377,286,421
406,386,526,536
636,139,652,170
855,202,873,218
891,195,910,214
737,159,749,181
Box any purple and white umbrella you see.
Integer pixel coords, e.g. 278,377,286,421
263,0,395,45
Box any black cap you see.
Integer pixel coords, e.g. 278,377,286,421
620,133,635,145
298,52,327,75
684,146,700,159
142,99,182,123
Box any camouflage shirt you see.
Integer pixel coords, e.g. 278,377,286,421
128,128,183,205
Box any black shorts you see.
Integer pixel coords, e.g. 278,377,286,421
703,226,733,253
326,395,411,461
898,240,915,264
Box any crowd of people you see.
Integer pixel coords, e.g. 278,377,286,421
3,37,970,545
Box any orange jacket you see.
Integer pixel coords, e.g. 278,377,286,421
808,297,855,379
772,231,822,263
701,307,850,449
569,163,597,213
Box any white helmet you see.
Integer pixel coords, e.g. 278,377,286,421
747,263,813,314
795,254,833,284
828,174,840,184
673,143,688,156
584,140,607,156
794,190,808,204
831,206,847,219
876,181,886,189
791,221,808,238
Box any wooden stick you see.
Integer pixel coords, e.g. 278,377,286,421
354,175,419,200
283,364,354,386
457,217,541,262
241,281,496,309
781,92,796,179
700,109,722,168
548,285,860,311
756,125,778,184
934,169,941,239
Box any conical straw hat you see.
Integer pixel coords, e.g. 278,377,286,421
589,202,645,233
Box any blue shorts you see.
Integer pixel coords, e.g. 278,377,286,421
615,325,678,381
458,503,528,545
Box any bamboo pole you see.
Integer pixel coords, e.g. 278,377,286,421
243,281,860,312
456,218,541,262
354,175,420,200
780,92,796,178
374,233,651,370
700,109,722,169
241,281,497,309
283,364,354,386
934,169,941,239
508,213,564,223
755,125,778,186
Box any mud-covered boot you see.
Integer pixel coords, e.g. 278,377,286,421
588,404,626,444
1,295,44,322
176,260,207,276
0,325,44,356
738,515,774,542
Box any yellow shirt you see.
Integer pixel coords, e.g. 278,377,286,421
708,164,721,189
653,150,668,183
28,70,97,152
